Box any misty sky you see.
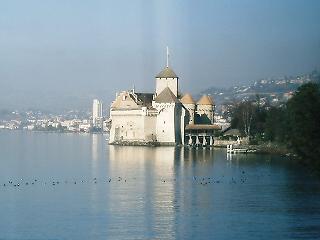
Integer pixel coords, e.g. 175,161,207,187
1,0,320,110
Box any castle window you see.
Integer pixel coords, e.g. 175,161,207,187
163,121,165,124
162,130,164,133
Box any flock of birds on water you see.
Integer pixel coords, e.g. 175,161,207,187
1,171,249,189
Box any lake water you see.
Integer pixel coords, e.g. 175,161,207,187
0,131,320,240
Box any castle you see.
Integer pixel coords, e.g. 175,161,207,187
109,49,221,146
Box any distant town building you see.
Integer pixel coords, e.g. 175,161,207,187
92,99,103,128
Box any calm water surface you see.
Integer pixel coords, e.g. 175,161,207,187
0,131,319,240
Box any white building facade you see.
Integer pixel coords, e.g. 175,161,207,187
92,99,103,127
109,51,220,146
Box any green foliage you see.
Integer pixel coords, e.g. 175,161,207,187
231,101,267,137
231,101,254,136
286,83,320,168
264,107,287,142
230,82,320,172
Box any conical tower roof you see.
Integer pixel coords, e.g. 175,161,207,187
156,67,178,78
180,93,195,104
197,95,214,105
154,87,179,103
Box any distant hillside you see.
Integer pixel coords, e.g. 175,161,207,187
200,70,320,113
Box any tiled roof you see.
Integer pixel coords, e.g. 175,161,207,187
136,93,154,107
197,95,214,105
111,92,139,109
154,87,179,103
156,67,178,78
185,124,221,130
180,93,195,104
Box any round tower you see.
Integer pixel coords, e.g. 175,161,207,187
196,95,215,124
180,93,196,124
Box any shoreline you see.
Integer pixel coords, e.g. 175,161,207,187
215,142,293,156
0,129,107,134
1,129,294,156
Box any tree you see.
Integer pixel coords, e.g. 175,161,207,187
264,107,287,142
286,83,320,169
242,102,254,136
231,101,255,137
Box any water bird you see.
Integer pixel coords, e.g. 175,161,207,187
108,179,111,182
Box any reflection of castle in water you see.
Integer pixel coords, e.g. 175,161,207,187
107,146,216,236
108,146,178,236
108,146,215,172
108,146,181,177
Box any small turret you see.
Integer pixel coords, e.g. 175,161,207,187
180,93,196,124
196,95,215,124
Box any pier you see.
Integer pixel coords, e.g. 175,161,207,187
184,124,220,147
227,144,257,154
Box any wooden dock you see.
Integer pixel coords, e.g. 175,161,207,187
227,144,256,154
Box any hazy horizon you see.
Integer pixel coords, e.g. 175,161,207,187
1,0,320,110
